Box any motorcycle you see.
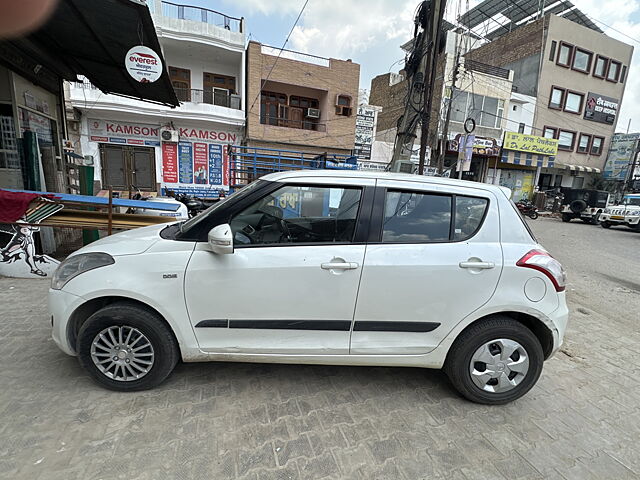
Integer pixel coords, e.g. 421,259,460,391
126,186,189,220
168,190,225,218
515,199,539,219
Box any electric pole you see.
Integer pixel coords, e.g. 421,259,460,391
437,51,461,174
418,0,447,175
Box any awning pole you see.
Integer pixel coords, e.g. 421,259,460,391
108,186,113,236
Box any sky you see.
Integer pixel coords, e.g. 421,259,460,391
188,0,640,133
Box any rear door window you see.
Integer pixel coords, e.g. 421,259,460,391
454,196,489,241
382,191,452,243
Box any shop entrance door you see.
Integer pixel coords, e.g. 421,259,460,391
100,144,155,192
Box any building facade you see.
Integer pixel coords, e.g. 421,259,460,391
69,0,246,197
467,13,634,191
244,41,360,157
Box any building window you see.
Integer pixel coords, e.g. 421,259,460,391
260,91,287,126
203,72,236,107
564,91,584,114
336,95,352,116
549,86,565,109
571,48,592,73
549,41,557,61
607,61,621,82
557,42,573,67
169,66,191,102
620,65,627,83
577,133,591,153
557,130,576,151
543,126,557,139
450,90,503,128
591,136,604,155
593,55,608,78
518,122,525,134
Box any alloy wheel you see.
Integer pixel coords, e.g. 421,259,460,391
90,326,155,382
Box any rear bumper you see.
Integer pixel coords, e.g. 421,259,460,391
548,292,569,357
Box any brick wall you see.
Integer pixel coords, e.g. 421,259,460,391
466,17,545,68
245,42,360,154
368,73,408,135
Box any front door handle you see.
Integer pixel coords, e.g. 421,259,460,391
321,262,359,270
459,261,495,269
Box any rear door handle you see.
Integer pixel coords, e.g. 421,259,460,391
459,261,495,269
321,262,359,270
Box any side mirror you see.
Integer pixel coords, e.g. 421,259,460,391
208,224,233,254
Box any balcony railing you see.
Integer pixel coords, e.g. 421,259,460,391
160,1,243,32
260,115,326,132
173,88,241,109
464,59,510,80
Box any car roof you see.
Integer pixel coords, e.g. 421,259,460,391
261,169,512,198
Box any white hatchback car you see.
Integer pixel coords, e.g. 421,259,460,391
49,171,568,404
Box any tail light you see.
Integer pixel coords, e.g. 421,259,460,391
517,249,566,292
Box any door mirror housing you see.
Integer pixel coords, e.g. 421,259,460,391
208,224,233,254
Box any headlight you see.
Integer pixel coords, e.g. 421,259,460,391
632,211,640,216
51,253,114,290
604,208,611,214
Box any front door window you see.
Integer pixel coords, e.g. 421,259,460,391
230,185,362,246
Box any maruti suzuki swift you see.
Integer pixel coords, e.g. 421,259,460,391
49,170,568,404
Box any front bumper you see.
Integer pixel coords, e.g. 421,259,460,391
600,213,640,225
49,288,85,356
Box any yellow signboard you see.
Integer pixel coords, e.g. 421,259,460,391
503,132,559,156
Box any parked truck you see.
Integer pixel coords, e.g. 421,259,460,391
560,189,609,224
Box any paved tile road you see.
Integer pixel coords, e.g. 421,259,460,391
1,217,639,479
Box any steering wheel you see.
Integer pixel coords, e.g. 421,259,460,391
257,209,292,243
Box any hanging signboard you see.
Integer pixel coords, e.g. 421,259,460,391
354,106,376,159
448,135,500,157
503,132,558,156
584,92,618,125
125,46,163,83
603,133,640,180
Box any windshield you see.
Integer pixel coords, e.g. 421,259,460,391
178,180,265,235
623,196,640,207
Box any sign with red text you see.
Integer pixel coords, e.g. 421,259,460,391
88,119,238,146
125,46,163,83
162,143,178,182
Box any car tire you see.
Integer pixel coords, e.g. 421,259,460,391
77,302,179,391
601,221,611,229
561,213,572,222
444,316,544,405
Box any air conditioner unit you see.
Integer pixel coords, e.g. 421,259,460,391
306,108,321,118
160,126,179,143
335,105,353,116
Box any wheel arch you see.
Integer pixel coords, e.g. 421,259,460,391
445,311,555,362
67,296,180,355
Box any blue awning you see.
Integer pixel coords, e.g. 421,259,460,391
501,150,555,168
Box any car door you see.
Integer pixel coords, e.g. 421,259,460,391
184,177,374,355
351,179,502,355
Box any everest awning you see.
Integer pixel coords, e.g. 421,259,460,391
1,0,178,107
562,164,601,174
500,150,555,168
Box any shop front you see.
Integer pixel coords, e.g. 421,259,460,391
446,134,501,182
83,117,240,198
491,132,558,200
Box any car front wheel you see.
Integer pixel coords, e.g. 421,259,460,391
444,316,544,404
77,303,179,391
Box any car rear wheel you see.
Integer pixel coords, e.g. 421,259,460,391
561,214,571,222
77,303,179,391
444,316,544,404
